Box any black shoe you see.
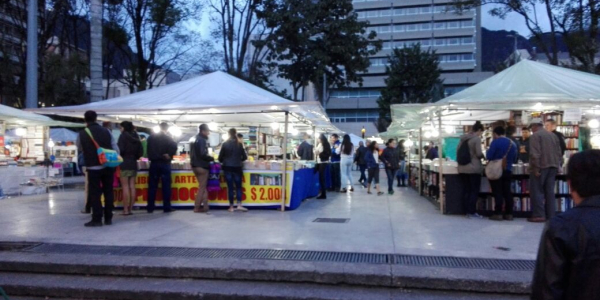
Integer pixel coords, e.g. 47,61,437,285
104,220,113,225
164,209,175,213
316,195,326,199
147,210,154,214
84,221,103,227
81,210,91,214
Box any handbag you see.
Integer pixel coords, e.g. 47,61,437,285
485,139,512,180
85,128,123,168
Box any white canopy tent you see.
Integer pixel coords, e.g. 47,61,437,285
50,128,78,142
0,103,81,128
385,60,600,212
30,71,338,133
31,71,342,211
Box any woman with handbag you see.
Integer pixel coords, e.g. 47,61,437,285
314,134,331,199
486,126,518,221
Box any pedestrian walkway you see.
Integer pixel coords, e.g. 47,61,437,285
0,171,545,260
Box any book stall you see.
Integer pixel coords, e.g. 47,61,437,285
34,71,339,211
0,104,82,196
387,60,600,217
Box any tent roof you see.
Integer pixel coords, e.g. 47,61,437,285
437,60,600,110
39,71,291,112
50,128,79,142
0,104,81,127
31,71,339,132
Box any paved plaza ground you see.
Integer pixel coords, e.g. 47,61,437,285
0,171,545,260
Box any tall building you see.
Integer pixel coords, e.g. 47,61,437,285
328,0,493,135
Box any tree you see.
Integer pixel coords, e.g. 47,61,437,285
377,44,443,129
256,0,381,101
451,0,560,66
0,0,79,107
43,52,89,106
104,0,203,93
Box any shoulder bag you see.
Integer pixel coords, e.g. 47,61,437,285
85,128,123,168
485,139,512,180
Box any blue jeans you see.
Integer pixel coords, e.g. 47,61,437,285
385,168,398,192
147,162,172,212
396,160,407,181
225,171,243,206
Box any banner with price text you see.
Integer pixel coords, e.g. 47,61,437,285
114,170,293,208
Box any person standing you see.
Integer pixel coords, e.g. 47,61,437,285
77,111,117,227
329,134,342,192
396,139,407,187
314,134,331,199
297,134,314,161
457,121,485,219
339,134,355,193
519,127,531,163
190,124,214,213
528,118,562,223
486,126,518,221
355,141,368,187
506,126,520,164
531,150,600,299
426,142,439,160
117,121,143,216
380,139,400,195
219,128,249,212
365,141,383,196
545,119,567,157
146,122,178,213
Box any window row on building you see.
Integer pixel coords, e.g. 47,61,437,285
328,110,380,123
379,36,474,49
369,53,475,67
355,5,473,18
367,20,475,34
330,89,382,99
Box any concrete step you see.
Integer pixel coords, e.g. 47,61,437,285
0,272,527,300
0,252,532,295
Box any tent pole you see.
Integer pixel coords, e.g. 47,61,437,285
313,126,317,163
438,112,444,213
258,124,261,159
281,112,289,212
419,127,423,196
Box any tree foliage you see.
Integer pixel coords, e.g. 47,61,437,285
104,0,204,92
377,44,443,128
451,0,600,73
255,0,381,101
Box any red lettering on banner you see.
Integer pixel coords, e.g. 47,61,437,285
136,176,147,185
190,187,199,199
174,177,180,184
171,188,178,201
251,187,257,201
189,176,197,184
137,188,148,201
179,188,189,201
242,187,246,201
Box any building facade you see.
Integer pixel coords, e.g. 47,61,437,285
328,0,492,135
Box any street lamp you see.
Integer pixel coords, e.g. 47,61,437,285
361,126,366,139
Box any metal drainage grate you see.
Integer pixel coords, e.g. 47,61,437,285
14,243,535,271
392,254,536,271
313,218,350,223
0,242,40,251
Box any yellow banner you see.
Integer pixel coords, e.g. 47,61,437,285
114,170,293,207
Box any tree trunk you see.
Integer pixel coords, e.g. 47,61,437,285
90,0,103,102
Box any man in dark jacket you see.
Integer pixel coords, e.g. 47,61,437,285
532,150,600,300
545,119,567,156
191,124,213,213
296,134,314,161
219,128,248,212
355,141,368,186
146,122,177,213
77,111,116,227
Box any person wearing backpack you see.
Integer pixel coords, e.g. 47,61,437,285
117,121,143,216
486,126,518,221
314,134,331,199
191,124,214,213
457,121,485,219
78,111,118,227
